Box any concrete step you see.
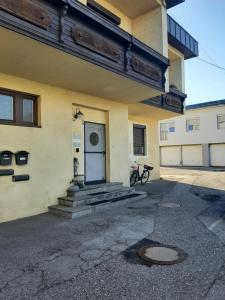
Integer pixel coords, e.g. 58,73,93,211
58,196,97,208
48,205,92,219
49,191,147,219
88,187,135,200
59,187,135,208
67,182,123,198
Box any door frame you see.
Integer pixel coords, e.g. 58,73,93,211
84,121,106,185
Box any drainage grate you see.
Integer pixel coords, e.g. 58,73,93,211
138,244,187,265
89,191,109,196
88,193,140,206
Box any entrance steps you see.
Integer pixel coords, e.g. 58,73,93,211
48,182,147,219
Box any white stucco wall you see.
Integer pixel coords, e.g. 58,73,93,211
159,105,225,146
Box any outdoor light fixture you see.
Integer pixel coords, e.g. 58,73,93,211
74,108,84,120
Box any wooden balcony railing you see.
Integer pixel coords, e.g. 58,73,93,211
0,0,169,92
141,87,187,114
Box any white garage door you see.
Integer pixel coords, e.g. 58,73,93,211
182,145,203,166
210,144,225,166
160,146,181,166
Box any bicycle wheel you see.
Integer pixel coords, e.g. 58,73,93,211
141,170,150,185
130,171,138,187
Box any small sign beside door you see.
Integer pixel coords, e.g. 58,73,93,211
73,134,81,149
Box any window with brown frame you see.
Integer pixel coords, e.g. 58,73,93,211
133,124,146,156
0,89,38,127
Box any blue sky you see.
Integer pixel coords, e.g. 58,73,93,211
170,0,225,105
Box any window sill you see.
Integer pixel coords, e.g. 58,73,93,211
0,122,41,128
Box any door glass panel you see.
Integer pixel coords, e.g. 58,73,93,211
23,99,33,122
85,123,105,152
89,132,99,146
85,153,106,182
0,94,13,120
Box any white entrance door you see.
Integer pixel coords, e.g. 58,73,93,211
84,122,106,184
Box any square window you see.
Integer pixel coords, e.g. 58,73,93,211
0,94,13,121
23,98,34,123
169,122,175,133
160,123,168,141
0,89,38,127
217,114,225,129
186,119,199,132
160,122,175,140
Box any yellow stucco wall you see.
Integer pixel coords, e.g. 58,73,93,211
128,116,160,180
132,5,168,57
168,46,185,93
0,73,129,223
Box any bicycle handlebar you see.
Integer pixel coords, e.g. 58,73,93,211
133,162,154,167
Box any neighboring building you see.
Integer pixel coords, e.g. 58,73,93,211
0,0,198,222
159,100,225,167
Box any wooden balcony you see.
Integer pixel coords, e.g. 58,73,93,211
0,0,169,102
141,87,187,114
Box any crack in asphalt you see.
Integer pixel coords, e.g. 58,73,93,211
33,243,134,296
2,171,225,299
0,213,154,299
203,262,225,299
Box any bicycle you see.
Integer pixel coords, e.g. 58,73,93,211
130,163,154,187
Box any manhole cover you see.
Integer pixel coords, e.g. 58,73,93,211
138,244,187,265
159,202,181,208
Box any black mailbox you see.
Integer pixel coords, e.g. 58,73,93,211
15,151,30,165
0,151,13,166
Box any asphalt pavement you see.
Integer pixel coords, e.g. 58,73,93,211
0,167,225,300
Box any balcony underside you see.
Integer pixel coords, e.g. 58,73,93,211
0,27,163,103
128,102,179,120
104,0,160,18
0,0,169,103
141,88,187,114
105,0,185,18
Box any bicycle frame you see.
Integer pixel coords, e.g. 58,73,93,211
131,164,142,181
130,162,153,187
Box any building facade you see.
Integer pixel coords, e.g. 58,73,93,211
0,0,198,222
160,100,225,167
